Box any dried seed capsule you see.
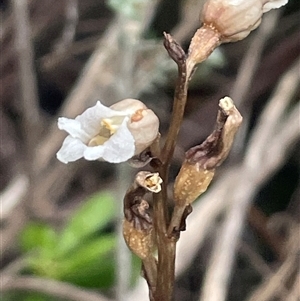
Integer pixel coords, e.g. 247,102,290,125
174,97,242,207
123,219,154,260
170,97,242,235
174,161,215,206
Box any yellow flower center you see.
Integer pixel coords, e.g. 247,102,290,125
88,117,125,146
101,118,119,134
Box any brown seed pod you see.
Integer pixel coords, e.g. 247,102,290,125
174,161,215,206
174,97,242,207
123,219,154,260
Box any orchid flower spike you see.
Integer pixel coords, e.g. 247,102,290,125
56,99,159,164
201,0,289,42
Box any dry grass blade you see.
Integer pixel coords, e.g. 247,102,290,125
199,58,300,301
246,223,300,301
1,276,112,301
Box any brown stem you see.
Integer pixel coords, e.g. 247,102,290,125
161,33,188,169
152,29,222,301
152,178,176,301
152,33,188,301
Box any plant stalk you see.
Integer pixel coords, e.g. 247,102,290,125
152,33,189,301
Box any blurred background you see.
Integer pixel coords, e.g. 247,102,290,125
1,0,299,301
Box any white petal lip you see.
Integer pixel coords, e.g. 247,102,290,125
101,117,135,163
263,0,288,12
58,101,127,143
56,136,86,164
58,118,91,143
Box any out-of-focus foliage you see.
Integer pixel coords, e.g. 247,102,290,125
108,0,149,19
3,292,58,301
9,192,140,301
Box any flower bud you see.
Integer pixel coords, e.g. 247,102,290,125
111,98,160,155
200,0,288,43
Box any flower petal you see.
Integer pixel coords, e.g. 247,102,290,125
76,101,127,137
56,136,86,163
83,145,105,161
102,117,135,163
58,118,91,142
263,0,288,12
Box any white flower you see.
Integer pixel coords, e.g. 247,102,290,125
201,0,289,42
56,99,159,164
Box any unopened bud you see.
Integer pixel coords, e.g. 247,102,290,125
111,98,160,155
200,0,288,43
186,0,288,76
123,219,154,260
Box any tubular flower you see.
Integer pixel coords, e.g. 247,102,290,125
56,99,159,164
201,0,288,42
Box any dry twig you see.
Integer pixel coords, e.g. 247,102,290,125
246,223,300,301
1,276,112,301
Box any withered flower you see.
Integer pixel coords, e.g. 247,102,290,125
135,171,163,193
123,171,162,259
123,199,154,260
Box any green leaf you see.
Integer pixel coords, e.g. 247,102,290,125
19,222,57,255
56,235,116,287
57,192,115,255
61,252,115,289
2,292,52,301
